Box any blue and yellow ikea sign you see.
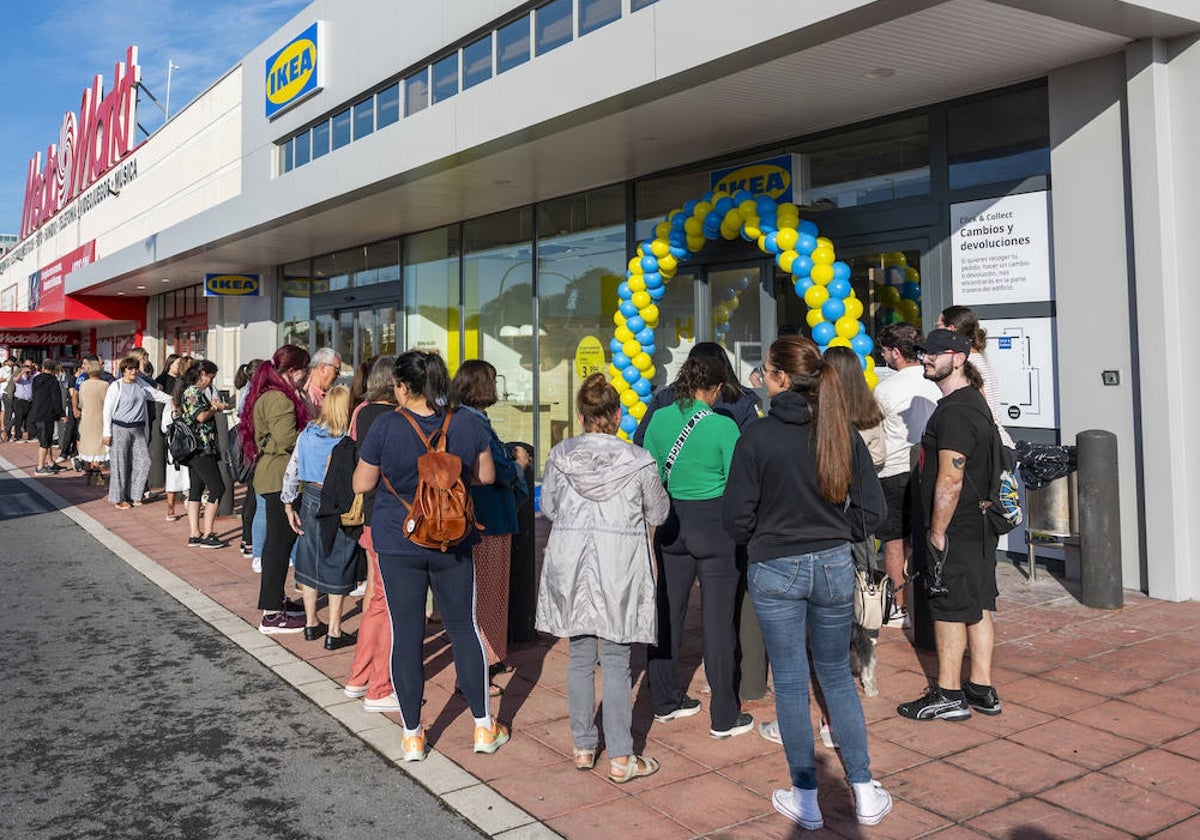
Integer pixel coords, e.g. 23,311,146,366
265,22,323,119
710,155,799,203
205,274,260,297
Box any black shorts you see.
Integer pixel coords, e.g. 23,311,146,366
877,472,913,542
34,419,55,449
927,532,999,624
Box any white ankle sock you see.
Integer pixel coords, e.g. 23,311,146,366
474,715,493,730
403,726,422,738
795,786,820,815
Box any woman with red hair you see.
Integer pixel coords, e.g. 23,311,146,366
242,345,312,634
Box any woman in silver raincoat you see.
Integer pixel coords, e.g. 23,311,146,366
536,374,669,784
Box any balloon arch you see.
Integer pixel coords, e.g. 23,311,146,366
609,190,910,441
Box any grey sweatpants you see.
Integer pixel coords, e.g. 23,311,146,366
567,635,634,758
108,424,151,505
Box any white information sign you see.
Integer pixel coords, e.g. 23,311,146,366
980,317,1057,430
951,191,1052,305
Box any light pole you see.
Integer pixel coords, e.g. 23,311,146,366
165,61,180,120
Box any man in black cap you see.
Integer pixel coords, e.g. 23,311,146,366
897,329,1003,721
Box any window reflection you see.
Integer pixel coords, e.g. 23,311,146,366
579,0,620,34
332,108,351,149
432,54,459,104
404,226,462,368
294,129,311,167
282,261,312,349
793,116,929,208
463,33,493,89
312,120,330,159
405,69,429,115
497,15,531,73
949,86,1049,189
536,0,572,55
377,83,400,129
353,98,374,139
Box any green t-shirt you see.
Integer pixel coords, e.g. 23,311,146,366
642,400,739,501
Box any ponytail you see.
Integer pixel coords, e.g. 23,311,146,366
963,359,985,393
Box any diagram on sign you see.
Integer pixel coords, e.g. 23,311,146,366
980,317,1057,430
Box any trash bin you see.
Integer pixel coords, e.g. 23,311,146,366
1017,442,1078,580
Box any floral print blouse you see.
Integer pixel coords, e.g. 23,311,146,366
181,386,218,454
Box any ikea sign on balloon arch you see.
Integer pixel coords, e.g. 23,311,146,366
609,190,877,441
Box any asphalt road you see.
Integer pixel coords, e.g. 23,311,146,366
0,475,486,840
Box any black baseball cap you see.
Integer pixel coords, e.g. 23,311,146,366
916,329,972,355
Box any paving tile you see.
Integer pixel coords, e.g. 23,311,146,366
1150,813,1200,839
489,757,622,820
1107,602,1200,633
1000,674,1108,716
1066,700,1195,746
1128,633,1200,666
967,797,1134,839
819,796,951,840
1038,659,1158,697
876,716,994,760
860,732,930,777
1006,718,1143,770
1161,667,1200,693
1038,772,1197,836
646,713,779,771
1083,647,1190,683
638,772,772,835
1101,748,1200,807
919,826,993,840
717,751,800,798
545,794,691,840
955,700,1054,740
1122,682,1200,725
945,738,1083,794
994,605,1086,638
883,760,1018,821
990,641,1063,676
703,812,844,839
1161,729,1200,759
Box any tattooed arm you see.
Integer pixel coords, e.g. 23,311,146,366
929,448,966,550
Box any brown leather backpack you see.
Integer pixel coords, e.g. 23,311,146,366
381,409,481,551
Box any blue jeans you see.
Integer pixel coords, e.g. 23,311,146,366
252,494,267,557
748,544,871,788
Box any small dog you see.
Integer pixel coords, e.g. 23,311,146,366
850,623,879,697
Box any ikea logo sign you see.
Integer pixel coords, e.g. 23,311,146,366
265,22,323,119
710,155,799,203
205,274,260,297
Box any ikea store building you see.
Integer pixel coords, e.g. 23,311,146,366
1,0,1198,600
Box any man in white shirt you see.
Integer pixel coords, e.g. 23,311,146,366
874,324,943,626
0,358,14,442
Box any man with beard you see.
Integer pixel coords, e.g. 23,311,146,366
897,329,1002,721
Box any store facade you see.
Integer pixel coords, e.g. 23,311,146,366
1,0,1198,599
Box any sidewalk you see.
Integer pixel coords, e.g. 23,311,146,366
7,443,1200,839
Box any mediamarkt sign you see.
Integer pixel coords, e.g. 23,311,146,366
20,46,141,241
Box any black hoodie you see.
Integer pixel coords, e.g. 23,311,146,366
722,389,886,564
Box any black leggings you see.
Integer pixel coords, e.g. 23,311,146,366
241,486,257,549
187,453,226,505
257,492,298,611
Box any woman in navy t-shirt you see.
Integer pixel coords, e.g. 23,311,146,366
354,351,507,762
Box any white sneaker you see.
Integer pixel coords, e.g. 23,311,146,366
885,605,911,628
343,684,368,699
852,780,893,826
819,721,839,749
251,556,262,574
758,720,783,744
772,788,823,830
364,693,401,713
349,582,366,597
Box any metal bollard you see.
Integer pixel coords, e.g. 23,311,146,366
1076,430,1122,609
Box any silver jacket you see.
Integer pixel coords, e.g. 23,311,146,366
536,433,669,645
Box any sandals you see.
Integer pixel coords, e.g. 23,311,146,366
115,502,132,510
573,748,597,771
608,755,660,784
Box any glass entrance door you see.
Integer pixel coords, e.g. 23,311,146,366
314,303,399,376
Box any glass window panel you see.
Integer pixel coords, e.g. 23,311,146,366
535,185,626,473
281,138,294,173
313,247,363,293
314,314,334,356
404,225,462,368
497,15,531,74
405,69,429,115
332,108,351,149
354,240,400,287
353,97,374,140
377,83,400,129
376,305,398,356
791,115,929,208
293,129,311,167
579,0,620,35
282,262,312,349
431,54,459,104
634,165,715,242
464,208,534,449
631,0,659,9
311,119,330,159
949,86,1050,189
463,33,493,89
536,0,573,55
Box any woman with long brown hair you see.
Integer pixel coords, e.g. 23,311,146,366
722,336,891,831
823,346,886,469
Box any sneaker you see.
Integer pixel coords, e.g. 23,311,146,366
653,696,702,723
363,693,401,713
772,788,823,831
819,721,839,749
349,582,366,597
473,720,510,754
343,684,368,699
885,605,911,628
897,686,971,721
758,720,783,745
852,780,893,826
199,533,228,549
187,536,203,548
34,466,53,475
239,542,253,558
711,712,755,739
282,598,305,617
251,557,262,574
47,464,64,473
259,612,305,634
963,681,1002,715
401,730,427,762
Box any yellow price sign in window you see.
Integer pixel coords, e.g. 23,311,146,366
574,335,605,381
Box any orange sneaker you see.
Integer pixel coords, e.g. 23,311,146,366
401,730,426,762
473,720,510,754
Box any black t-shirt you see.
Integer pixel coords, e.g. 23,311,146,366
919,385,995,540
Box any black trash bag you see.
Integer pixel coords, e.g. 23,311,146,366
1015,441,1076,491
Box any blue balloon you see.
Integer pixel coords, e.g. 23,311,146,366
796,233,818,255
793,277,814,296
859,353,869,370
714,196,735,215
723,287,738,300
832,261,852,282
818,343,830,355
668,231,687,247
633,378,652,396
619,414,638,433
649,285,666,301
791,255,814,278
640,255,658,273
827,278,851,299
704,210,722,229
626,316,646,333
701,191,714,204
636,328,655,344
822,297,846,322
610,338,624,354
901,281,922,301
736,276,751,291
621,366,641,384
640,391,653,404
612,352,631,369
669,244,689,260
764,232,780,254
851,333,874,356
682,199,698,216
812,321,836,345
620,300,639,318
759,215,777,234
618,282,632,300
640,343,656,356
732,190,753,204
670,213,687,230
756,196,778,214
643,272,663,289
798,220,819,237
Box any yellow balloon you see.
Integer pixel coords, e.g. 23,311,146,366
651,238,670,258
776,228,798,252
655,222,672,240
660,264,676,280
632,352,652,371
738,199,757,220
777,250,798,273
816,236,834,250
743,222,762,240
617,430,630,442
727,296,740,311
620,388,639,407
642,364,656,381
828,336,852,349
658,254,678,274
724,209,742,229
905,266,920,283
720,222,740,241
684,217,702,236
804,284,830,309
806,309,826,328
711,191,730,204
835,316,861,339
615,325,634,342
865,371,879,390
612,374,630,392
627,257,642,274
778,203,799,218
629,401,647,420
777,215,800,230
639,304,660,324
811,246,836,265
622,339,641,358
811,263,834,284
632,291,651,309
614,311,626,327
693,201,713,218
687,235,706,252
609,364,621,380
864,355,876,373
844,297,864,320
883,251,907,267
628,274,646,292
756,235,769,252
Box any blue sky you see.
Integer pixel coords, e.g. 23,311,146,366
0,0,311,236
